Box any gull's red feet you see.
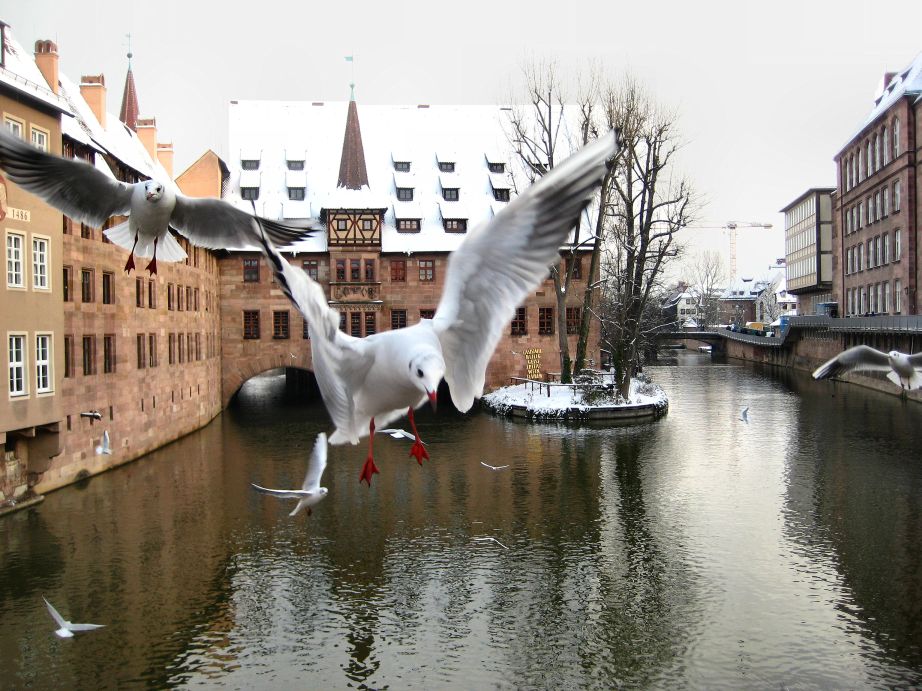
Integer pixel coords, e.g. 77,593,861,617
124,252,135,274
409,439,429,465
359,455,379,486
145,237,158,275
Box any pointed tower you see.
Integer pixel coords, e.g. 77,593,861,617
337,87,369,190
119,50,139,131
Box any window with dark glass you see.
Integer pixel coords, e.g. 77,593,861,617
364,312,376,336
364,259,375,281
539,307,554,335
243,258,259,282
511,307,527,336
63,266,72,302
167,283,174,310
391,259,406,282
394,161,410,172
335,259,346,280
241,160,259,170
81,269,93,302
350,312,361,337
241,187,259,201
168,333,176,364
186,332,193,362
136,334,146,369
80,223,92,239
566,307,581,334
444,219,467,232
397,219,420,232
397,187,414,201
442,188,459,201
101,272,113,304
288,187,305,201
391,309,407,330
148,334,158,368
136,277,144,307
287,159,304,171
82,335,96,375
103,335,116,373
438,162,455,173
302,259,319,280
64,335,74,378
493,188,510,202
186,286,192,311
273,311,290,339
302,318,310,339
419,309,435,320
339,312,347,332
567,256,583,279
348,259,359,281
419,259,434,282
243,310,260,339
178,333,185,363
488,162,505,174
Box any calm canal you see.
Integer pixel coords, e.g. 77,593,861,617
1,351,921,688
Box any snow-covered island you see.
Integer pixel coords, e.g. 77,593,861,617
481,372,668,422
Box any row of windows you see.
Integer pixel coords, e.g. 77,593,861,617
845,280,902,316
6,231,51,291
844,180,901,234
7,332,53,398
61,331,217,378
3,116,49,151
62,266,211,312
842,117,901,191
845,229,901,275
511,307,583,336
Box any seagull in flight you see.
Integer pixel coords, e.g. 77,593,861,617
43,597,105,638
739,406,749,423
813,345,922,390
0,128,316,275
251,433,329,516
254,131,619,485
480,461,509,471
473,536,509,550
95,430,112,455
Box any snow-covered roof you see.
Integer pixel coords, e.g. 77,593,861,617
720,271,785,300
0,29,70,114
846,51,922,145
227,101,591,253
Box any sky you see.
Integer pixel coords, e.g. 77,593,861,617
3,0,922,281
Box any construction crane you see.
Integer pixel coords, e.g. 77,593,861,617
682,221,773,276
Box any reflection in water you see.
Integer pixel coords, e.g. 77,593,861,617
0,359,921,687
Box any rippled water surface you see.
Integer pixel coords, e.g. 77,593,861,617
2,352,922,688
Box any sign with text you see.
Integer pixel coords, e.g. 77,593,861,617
524,348,542,380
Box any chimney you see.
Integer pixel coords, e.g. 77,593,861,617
136,117,157,160
156,142,174,179
80,75,107,129
883,71,897,89
33,40,59,94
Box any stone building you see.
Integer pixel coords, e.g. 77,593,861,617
834,52,922,316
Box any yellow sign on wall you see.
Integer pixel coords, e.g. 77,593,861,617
524,348,542,380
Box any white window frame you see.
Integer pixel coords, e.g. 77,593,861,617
893,118,900,156
30,124,49,152
32,234,50,290
894,181,901,212
8,332,27,398
6,230,25,288
894,229,901,260
884,282,891,314
3,114,24,138
35,332,52,394
895,280,902,313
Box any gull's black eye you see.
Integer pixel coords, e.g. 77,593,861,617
417,368,423,378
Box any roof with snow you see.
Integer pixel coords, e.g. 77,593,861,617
0,26,70,114
845,51,922,146
227,101,596,254
720,271,787,301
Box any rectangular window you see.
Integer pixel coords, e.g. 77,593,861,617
187,332,193,363
167,283,174,310
883,233,889,264
177,284,184,311
64,335,74,378
567,257,583,280
884,282,891,313
362,219,374,231
32,236,49,289
364,312,376,336
339,312,347,332
894,181,901,212
394,161,411,172
302,259,319,280
35,334,51,393
488,162,505,174
102,272,114,304
136,277,144,307
273,310,290,339
391,309,407,330
4,116,24,138
30,126,49,151
243,257,260,282
82,335,96,375
364,259,375,281
8,334,26,396
80,223,93,240
178,333,185,363
566,307,582,335
419,259,434,282
241,187,259,201
6,232,24,287
149,280,157,309
419,309,435,320
81,269,94,302
336,259,346,281
136,334,146,369
288,187,305,201
511,307,527,336
302,318,310,340
350,259,361,281
444,219,467,232
895,279,902,313
148,333,157,368
397,219,420,232
350,312,361,337
397,187,414,201
438,162,455,173
895,229,901,260
63,266,72,302
104,334,116,373
243,310,260,339
442,188,459,201
168,333,175,365
391,259,406,282
186,287,192,311
538,307,554,335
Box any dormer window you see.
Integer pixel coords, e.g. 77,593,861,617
438,162,455,173
287,160,304,171
488,162,504,174
286,148,306,171
241,160,259,170
443,188,459,201
394,161,410,172
397,219,421,232
437,150,456,173
288,188,305,201
241,187,259,201
444,219,467,232
493,188,510,202
241,147,261,170
397,188,414,202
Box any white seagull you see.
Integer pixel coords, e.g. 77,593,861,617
43,597,105,638
254,131,619,485
95,430,112,455
473,536,509,550
813,345,922,390
739,406,749,423
251,433,329,516
480,461,509,471
0,128,316,275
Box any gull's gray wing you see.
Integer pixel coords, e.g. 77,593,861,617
812,345,892,380
0,128,132,226
68,623,105,632
907,352,922,369
43,597,67,629
302,433,328,492
433,131,619,412
251,483,311,500
170,195,317,249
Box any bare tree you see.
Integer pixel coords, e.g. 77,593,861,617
756,274,785,323
594,76,696,399
688,250,727,329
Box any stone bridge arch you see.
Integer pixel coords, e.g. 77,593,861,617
221,351,317,409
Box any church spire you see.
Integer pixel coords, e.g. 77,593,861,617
336,88,369,190
119,36,139,131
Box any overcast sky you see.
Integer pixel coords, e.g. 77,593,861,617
4,0,922,279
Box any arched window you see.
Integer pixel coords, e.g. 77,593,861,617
857,150,863,181
874,133,881,170
866,141,873,175
893,118,900,157
883,126,890,165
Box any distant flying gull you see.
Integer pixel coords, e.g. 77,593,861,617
253,131,619,486
0,128,316,275
813,345,922,390
473,536,509,550
480,461,509,471
251,433,329,516
95,430,112,455
79,410,102,420
740,406,749,423
43,597,105,638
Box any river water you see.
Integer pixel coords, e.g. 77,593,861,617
1,351,921,689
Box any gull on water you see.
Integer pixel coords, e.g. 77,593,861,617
481,462,509,471
813,345,922,391
251,433,329,516
95,430,112,455
253,131,620,486
0,128,315,275
43,597,105,638
473,536,509,550
740,406,749,423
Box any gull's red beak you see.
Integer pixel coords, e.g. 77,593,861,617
428,390,438,412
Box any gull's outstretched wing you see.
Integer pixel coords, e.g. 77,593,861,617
43,597,67,629
812,345,892,380
170,195,317,250
908,352,922,370
253,228,373,443
68,622,105,632
302,433,328,492
251,483,311,500
433,131,619,411
0,128,132,226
